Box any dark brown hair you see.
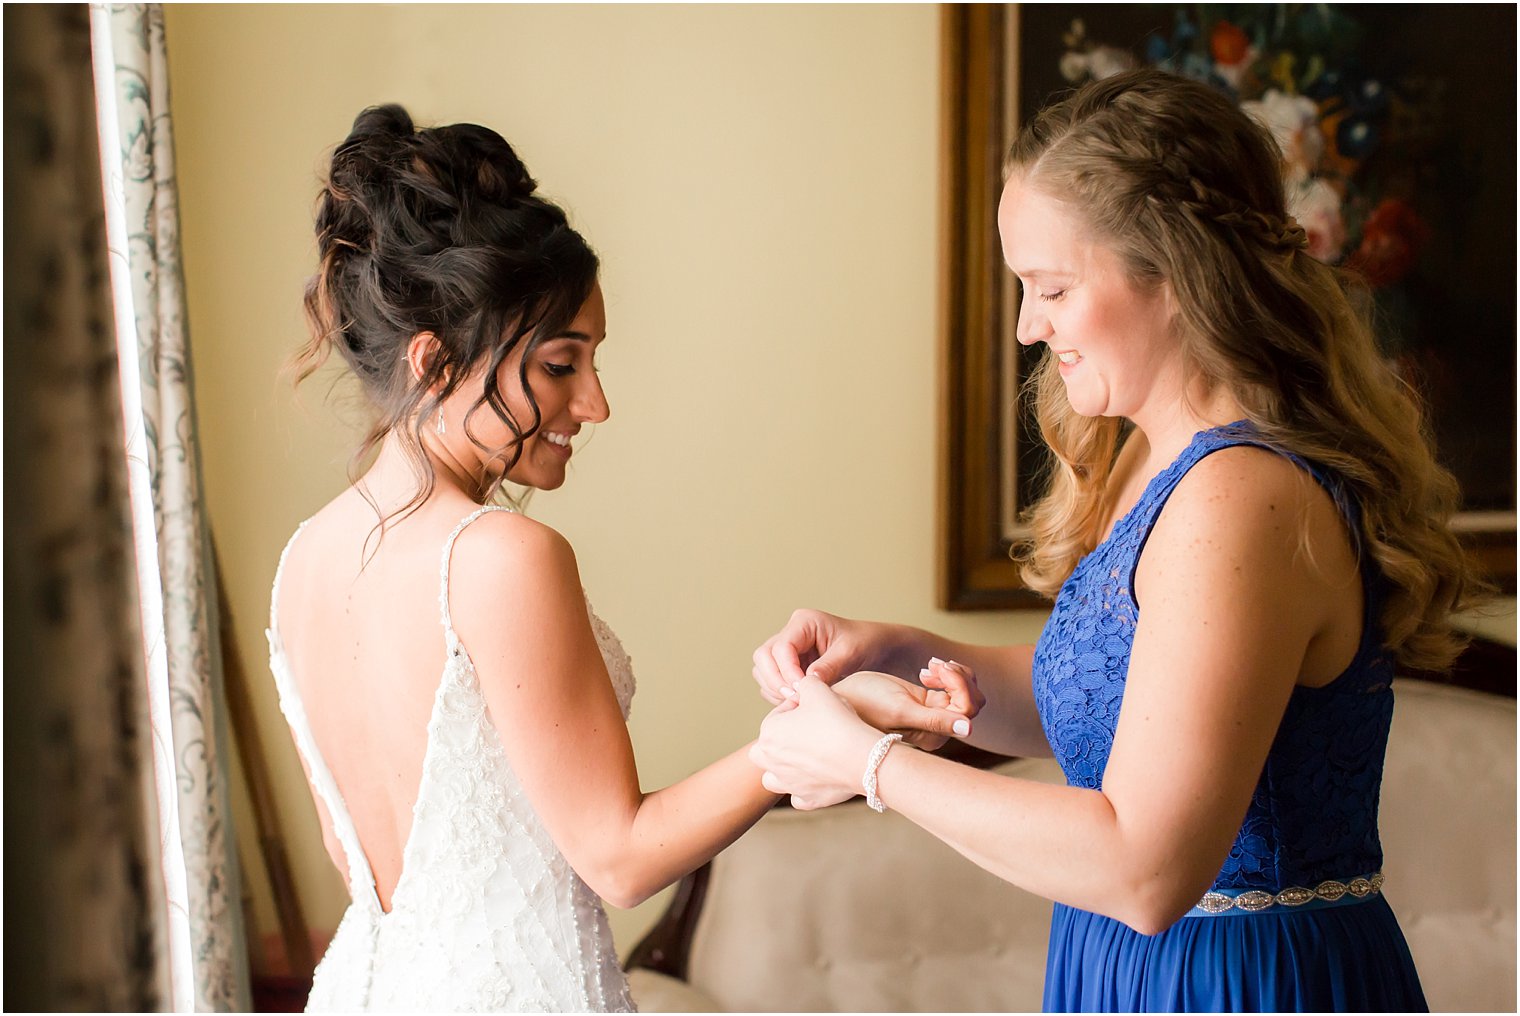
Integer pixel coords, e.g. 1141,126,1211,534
294,103,598,529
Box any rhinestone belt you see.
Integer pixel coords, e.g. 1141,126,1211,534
1190,873,1385,917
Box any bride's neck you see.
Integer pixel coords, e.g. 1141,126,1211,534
358,432,487,514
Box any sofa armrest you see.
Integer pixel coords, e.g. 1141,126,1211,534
626,968,725,1013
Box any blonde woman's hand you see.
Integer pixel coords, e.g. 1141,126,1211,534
750,676,881,810
751,609,894,705
832,666,980,751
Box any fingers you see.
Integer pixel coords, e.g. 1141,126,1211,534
900,730,949,752
891,696,972,740
753,609,833,703
771,640,808,687
922,658,985,718
752,641,788,705
754,757,819,808
792,673,838,704
803,651,839,685
788,608,853,685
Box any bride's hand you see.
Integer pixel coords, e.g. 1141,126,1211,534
750,676,881,810
832,666,980,751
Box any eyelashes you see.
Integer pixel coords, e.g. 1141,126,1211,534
542,360,601,378
1016,279,1068,303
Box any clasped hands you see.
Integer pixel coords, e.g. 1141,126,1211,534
746,609,983,810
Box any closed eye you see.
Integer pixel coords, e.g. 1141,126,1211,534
1039,289,1066,302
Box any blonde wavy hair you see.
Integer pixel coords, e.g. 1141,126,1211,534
1009,69,1481,671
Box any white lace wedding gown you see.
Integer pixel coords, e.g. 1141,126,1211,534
267,505,636,1012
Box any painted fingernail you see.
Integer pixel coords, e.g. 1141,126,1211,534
781,685,797,698
953,719,971,736
919,668,933,680
928,657,946,666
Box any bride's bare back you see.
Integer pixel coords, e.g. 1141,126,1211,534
274,487,485,909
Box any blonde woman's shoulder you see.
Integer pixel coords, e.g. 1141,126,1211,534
1143,443,1358,614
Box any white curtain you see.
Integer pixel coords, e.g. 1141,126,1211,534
91,4,251,1010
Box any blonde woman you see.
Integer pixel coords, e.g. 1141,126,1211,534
751,69,1478,1012
269,105,975,1012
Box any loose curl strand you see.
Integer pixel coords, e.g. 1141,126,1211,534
290,104,598,547
1008,69,1482,672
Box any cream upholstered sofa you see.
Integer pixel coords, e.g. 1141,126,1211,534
625,677,1516,1013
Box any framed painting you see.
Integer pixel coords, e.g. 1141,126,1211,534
939,3,1517,610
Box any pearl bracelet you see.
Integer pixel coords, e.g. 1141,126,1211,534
862,733,903,813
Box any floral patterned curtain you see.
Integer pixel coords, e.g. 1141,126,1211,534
90,3,251,1010
2,4,171,1009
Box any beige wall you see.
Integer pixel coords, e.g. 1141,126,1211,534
165,3,1051,957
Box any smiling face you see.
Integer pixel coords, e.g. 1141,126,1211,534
502,283,610,490
998,176,1182,421
438,283,610,493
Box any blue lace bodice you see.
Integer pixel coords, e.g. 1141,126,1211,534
1031,423,1394,891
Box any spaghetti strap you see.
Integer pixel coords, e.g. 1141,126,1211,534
438,504,517,640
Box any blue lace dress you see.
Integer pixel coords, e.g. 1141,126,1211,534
1032,423,1427,1012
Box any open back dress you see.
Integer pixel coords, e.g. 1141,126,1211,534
267,505,636,1012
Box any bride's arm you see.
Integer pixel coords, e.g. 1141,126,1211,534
448,511,778,909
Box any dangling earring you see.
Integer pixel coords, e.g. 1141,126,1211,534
436,410,446,437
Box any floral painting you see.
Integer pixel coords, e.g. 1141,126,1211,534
1014,4,1516,531
1059,7,1428,294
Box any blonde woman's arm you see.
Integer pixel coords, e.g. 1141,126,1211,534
752,447,1352,932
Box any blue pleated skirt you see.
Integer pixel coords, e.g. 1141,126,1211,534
1043,895,1428,1012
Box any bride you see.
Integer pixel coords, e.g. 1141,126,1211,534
267,105,977,1012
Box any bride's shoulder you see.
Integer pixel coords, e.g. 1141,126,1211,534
448,511,594,657
449,508,583,598
455,506,570,556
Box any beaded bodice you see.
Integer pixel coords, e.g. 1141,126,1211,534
1031,423,1394,892
267,506,635,1012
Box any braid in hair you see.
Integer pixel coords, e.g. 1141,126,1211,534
1165,176,1311,254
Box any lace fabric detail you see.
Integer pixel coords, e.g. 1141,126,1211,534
587,600,636,719
1031,424,1394,895
268,506,635,1011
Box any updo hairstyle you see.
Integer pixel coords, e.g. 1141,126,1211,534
294,103,598,519
1008,69,1479,671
